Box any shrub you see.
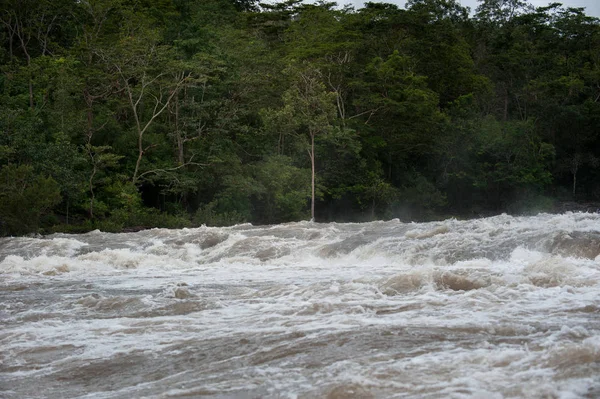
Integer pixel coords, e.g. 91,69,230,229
0,164,61,235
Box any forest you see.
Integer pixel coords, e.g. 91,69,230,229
0,0,599,235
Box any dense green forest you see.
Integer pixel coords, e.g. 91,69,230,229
1,0,599,235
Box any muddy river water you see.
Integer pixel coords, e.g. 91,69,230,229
1,213,600,398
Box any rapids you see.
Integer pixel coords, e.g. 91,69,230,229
1,213,600,398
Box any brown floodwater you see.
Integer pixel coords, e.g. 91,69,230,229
1,213,600,398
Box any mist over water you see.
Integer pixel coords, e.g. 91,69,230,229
1,213,600,398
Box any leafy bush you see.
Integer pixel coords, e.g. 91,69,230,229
507,191,556,215
251,155,310,223
393,173,447,221
193,201,247,227
0,164,61,235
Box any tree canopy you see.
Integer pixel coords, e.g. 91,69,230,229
1,0,599,235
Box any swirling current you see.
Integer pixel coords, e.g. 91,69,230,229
1,213,600,398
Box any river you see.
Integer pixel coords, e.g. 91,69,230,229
1,213,600,398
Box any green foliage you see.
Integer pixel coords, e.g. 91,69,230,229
0,0,599,234
506,190,556,215
474,118,554,188
251,155,310,223
394,172,447,221
0,164,61,235
351,171,400,220
193,201,247,227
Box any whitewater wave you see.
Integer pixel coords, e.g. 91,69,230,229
1,213,600,398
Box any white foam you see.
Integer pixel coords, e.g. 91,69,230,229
2,213,600,398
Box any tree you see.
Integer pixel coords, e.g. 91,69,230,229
285,3,359,124
0,164,61,235
99,19,192,185
0,0,74,108
356,50,443,183
263,65,338,221
475,0,533,26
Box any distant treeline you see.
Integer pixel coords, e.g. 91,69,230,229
1,0,599,235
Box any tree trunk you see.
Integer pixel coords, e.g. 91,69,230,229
89,162,97,219
503,86,508,121
133,132,144,184
371,198,375,221
311,132,315,222
28,79,34,109
8,26,13,59
86,107,93,140
15,18,34,109
571,156,580,197
175,97,184,165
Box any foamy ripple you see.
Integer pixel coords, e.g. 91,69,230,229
1,213,600,398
